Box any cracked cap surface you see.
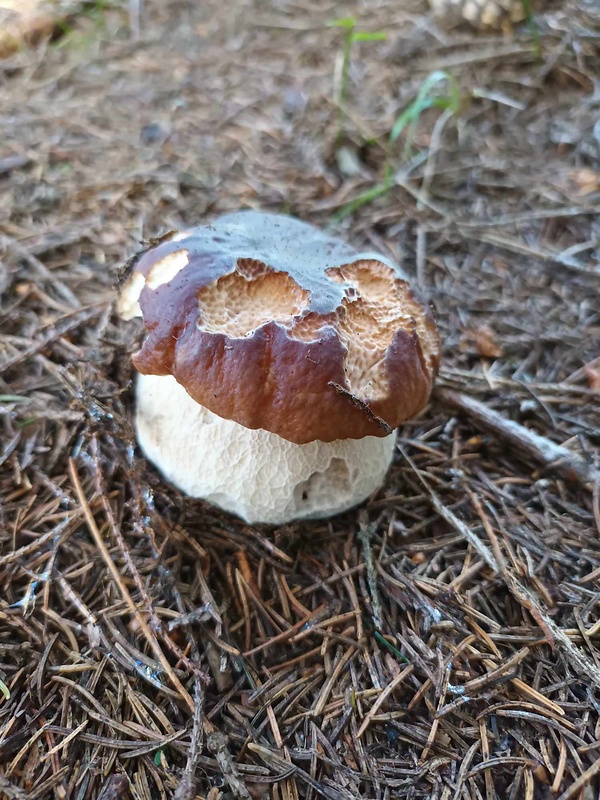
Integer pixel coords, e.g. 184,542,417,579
118,211,441,444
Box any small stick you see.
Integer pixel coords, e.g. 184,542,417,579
207,732,252,800
1,232,80,307
460,647,530,693
129,0,141,39
173,677,204,800
248,743,355,799
356,665,413,738
357,511,383,630
555,755,600,800
398,446,600,691
90,438,210,683
0,154,30,175
97,776,128,800
68,459,195,713
435,388,599,490
0,304,106,376
328,382,393,434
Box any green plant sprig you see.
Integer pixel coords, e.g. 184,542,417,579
328,16,387,141
333,70,461,223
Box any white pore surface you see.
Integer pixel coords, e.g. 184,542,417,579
135,373,397,525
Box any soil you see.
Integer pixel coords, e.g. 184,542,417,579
1,1,600,798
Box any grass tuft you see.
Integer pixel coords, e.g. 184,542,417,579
334,70,461,222
328,16,387,140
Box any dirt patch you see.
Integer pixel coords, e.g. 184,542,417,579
1,1,600,798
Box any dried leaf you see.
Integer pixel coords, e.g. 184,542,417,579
584,363,600,392
570,168,600,196
460,325,504,358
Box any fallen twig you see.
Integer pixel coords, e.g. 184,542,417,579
0,154,30,175
435,388,599,490
0,303,107,376
398,446,600,691
68,458,195,713
248,743,356,800
173,677,205,800
207,731,252,800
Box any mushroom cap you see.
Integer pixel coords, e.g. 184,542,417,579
119,211,440,445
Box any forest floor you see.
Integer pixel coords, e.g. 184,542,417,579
1,1,600,798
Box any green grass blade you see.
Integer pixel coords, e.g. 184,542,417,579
351,31,387,42
390,69,459,144
328,16,356,29
332,182,391,223
373,631,411,664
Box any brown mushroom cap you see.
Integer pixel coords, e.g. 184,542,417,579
120,211,440,445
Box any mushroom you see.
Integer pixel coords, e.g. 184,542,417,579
118,211,440,525
427,0,528,30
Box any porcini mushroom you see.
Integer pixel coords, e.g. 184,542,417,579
118,211,440,525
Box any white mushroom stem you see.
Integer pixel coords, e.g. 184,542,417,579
135,373,397,525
